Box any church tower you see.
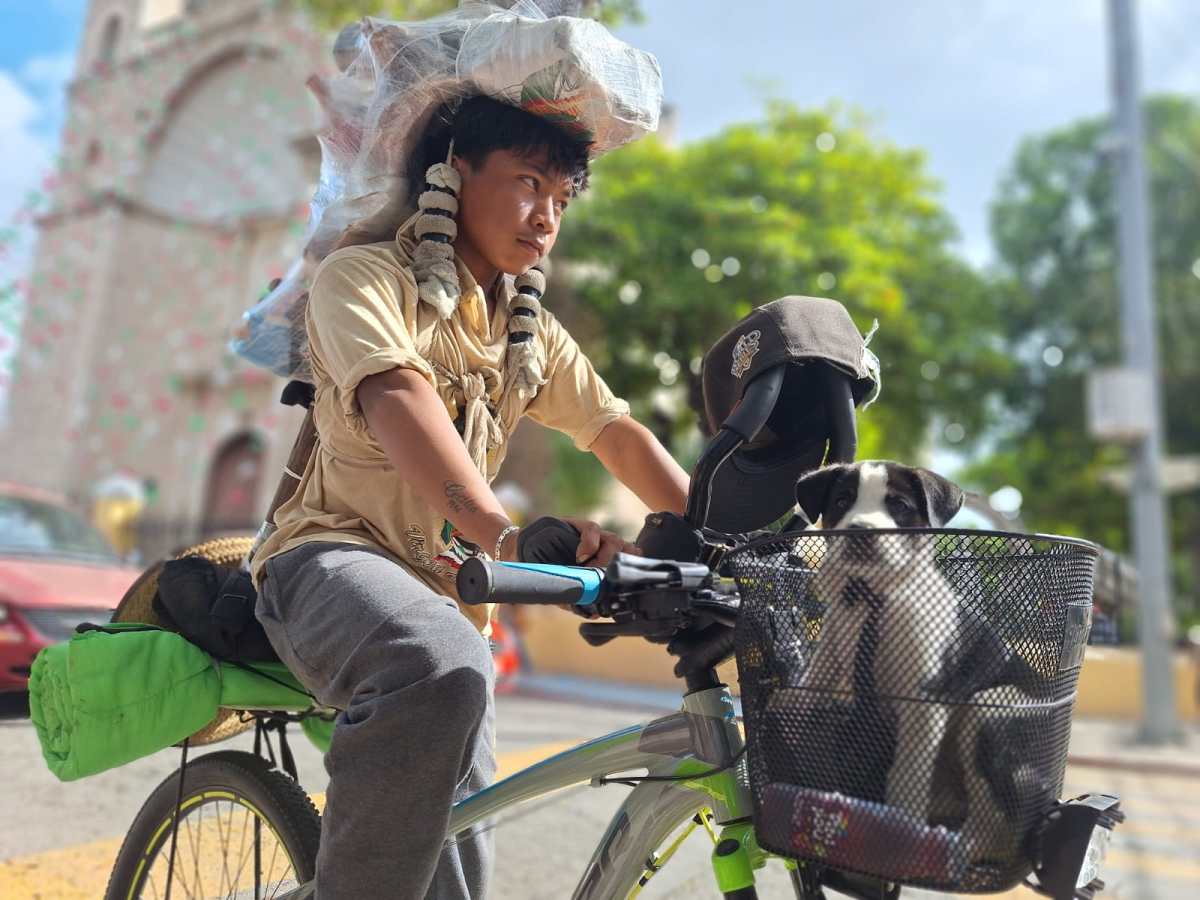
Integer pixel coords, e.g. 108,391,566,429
0,0,328,556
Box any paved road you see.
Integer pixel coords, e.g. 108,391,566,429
1,688,1196,899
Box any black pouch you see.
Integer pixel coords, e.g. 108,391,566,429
154,556,280,663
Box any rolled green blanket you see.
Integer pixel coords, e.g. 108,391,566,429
30,623,221,782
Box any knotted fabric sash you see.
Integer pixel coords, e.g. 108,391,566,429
432,360,504,476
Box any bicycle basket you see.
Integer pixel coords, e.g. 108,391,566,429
728,529,1097,892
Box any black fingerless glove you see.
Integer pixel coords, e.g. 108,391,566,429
516,516,583,566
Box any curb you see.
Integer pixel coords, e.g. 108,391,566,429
1066,754,1200,780
512,676,1200,780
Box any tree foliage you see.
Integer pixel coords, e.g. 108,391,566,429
963,95,1200,623
294,0,642,31
556,102,1010,463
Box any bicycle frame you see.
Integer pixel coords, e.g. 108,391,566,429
446,683,773,898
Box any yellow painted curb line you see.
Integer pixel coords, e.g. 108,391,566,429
0,740,579,899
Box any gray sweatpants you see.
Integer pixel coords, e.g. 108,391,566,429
256,541,496,900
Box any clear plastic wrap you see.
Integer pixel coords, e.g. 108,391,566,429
232,0,662,380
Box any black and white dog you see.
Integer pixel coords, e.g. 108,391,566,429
791,461,964,825
787,461,1046,863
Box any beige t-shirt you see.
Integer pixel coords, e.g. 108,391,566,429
249,233,630,631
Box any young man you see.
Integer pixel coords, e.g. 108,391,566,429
251,96,690,898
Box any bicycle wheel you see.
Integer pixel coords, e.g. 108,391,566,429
104,750,321,900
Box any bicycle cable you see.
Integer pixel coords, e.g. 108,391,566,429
595,745,747,788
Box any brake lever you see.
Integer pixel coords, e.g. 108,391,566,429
606,553,710,592
690,592,740,629
579,620,676,647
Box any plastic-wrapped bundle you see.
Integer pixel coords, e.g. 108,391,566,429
232,0,662,380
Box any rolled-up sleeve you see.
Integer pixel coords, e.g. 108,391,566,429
525,310,630,450
306,250,436,431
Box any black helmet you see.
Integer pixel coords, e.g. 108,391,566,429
697,296,880,533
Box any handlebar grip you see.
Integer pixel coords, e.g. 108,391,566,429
457,558,604,607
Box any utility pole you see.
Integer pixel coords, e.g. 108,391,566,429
1106,0,1178,743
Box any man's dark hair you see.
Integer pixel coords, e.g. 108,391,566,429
412,95,592,196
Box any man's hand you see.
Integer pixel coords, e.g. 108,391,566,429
561,517,640,566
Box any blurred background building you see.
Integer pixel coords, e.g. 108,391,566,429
0,0,326,557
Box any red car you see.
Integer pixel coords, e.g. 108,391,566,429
0,483,142,693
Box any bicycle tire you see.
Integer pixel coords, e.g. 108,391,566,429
104,750,321,900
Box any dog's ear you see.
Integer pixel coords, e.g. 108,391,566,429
913,468,964,527
793,464,850,526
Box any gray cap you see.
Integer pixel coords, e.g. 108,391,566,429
699,296,881,532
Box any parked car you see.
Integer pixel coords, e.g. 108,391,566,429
0,482,142,692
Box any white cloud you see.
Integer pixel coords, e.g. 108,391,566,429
1,51,74,273
0,71,52,280
20,52,76,92
0,51,73,424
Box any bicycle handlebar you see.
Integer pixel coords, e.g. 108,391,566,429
456,552,734,674
457,558,604,607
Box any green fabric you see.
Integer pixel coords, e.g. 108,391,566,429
29,624,221,782
216,660,313,710
301,715,335,754
215,661,332,753
29,624,330,782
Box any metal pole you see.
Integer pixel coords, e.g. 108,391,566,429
1106,0,1178,743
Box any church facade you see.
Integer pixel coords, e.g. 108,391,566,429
0,1,333,558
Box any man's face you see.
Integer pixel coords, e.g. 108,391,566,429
452,148,575,277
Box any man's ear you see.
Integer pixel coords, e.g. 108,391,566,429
913,468,964,527
794,464,850,527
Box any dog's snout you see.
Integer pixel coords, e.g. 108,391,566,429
843,528,878,563
845,523,870,531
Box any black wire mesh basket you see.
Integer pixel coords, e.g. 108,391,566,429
728,529,1097,892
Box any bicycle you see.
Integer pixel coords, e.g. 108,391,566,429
103,365,1124,900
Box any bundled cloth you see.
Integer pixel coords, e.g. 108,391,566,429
232,0,662,380
29,623,315,781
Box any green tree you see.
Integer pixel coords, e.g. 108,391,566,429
557,102,1011,463
294,0,642,30
964,95,1200,625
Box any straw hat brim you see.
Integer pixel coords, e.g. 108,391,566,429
112,535,260,746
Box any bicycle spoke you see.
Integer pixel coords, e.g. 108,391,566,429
165,814,197,900
129,793,302,900
190,810,203,900
224,803,257,897
218,799,237,896
182,816,201,900
263,833,284,896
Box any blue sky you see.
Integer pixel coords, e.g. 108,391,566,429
1,0,84,282
0,1,85,68
616,0,1200,265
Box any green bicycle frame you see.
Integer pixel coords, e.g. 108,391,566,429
447,683,772,898
243,672,779,898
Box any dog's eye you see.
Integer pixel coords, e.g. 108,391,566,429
834,493,854,510
887,496,916,521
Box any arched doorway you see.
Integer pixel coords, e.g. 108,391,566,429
201,432,265,536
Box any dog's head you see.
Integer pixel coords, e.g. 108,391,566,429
795,461,963,531
796,461,964,575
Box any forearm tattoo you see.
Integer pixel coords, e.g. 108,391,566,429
443,481,480,516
